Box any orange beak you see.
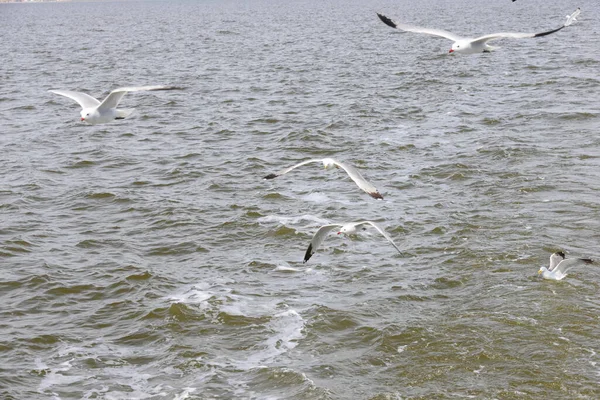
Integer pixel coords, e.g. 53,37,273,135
448,49,454,53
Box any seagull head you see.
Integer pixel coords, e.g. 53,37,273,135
449,40,471,54
80,108,98,123
338,224,357,236
538,267,549,276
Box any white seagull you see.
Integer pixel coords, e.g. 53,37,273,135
565,8,581,26
49,85,181,124
377,7,580,54
538,251,595,281
263,158,384,200
303,221,402,263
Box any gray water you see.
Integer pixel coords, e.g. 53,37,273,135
1,0,600,398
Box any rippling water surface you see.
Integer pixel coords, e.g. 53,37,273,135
1,0,600,398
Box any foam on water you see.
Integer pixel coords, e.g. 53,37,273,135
37,359,86,394
299,192,333,204
167,281,307,371
258,214,331,227
229,309,306,368
168,282,217,305
274,265,304,272
169,279,288,319
172,388,197,400
32,336,203,400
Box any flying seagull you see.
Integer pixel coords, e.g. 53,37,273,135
565,8,580,26
263,158,384,199
49,85,181,124
303,221,402,263
538,251,595,281
376,7,580,54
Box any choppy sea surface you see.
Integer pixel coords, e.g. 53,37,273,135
1,0,600,398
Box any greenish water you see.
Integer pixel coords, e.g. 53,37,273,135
1,0,599,398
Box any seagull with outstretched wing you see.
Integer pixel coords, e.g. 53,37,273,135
50,85,182,124
538,251,595,281
263,158,384,200
303,221,402,263
377,7,580,54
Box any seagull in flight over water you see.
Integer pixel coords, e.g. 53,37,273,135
49,85,181,124
538,251,595,281
377,7,580,54
263,158,384,199
303,221,402,263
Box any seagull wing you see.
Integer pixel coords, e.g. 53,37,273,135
377,13,462,42
263,159,323,180
304,224,342,263
471,26,565,45
472,8,579,46
554,257,595,275
98,85,180,111
472,32,535,45
332,160,383,200
548,252,565,271
357,221,403,255
49,90,101,110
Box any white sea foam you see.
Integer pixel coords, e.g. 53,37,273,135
226,309,306,371
172,388,197,400
38,358,86,393
258,214,330,227
168,283,215,305
168,278,237,306
300,192,331,204
220,293,280,318
165,283,307,397
169,279,283,319
248,310,304,365
35,339,198,400
265,310,304,351
274,265,303,272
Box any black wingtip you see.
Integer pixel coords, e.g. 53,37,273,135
153,86,185,91
533,25,565,38
581,258,595,265
263,173,278,180
370,192,384,200
556,251,566,259
377,13,397,29
303,244,313,263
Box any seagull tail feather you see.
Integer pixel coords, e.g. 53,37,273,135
116,108,135,119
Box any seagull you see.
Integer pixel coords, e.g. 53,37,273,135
376,7,580,54
303,221,402,263
538,251,595,281
263,158,384,199
565,8,581,26
49,85,181,124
